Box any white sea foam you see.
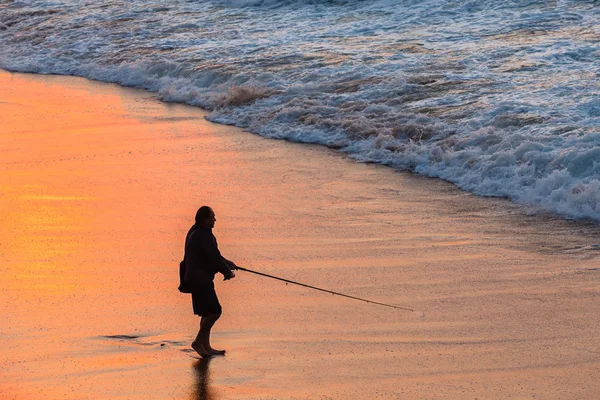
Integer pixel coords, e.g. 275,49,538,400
1,0,598,221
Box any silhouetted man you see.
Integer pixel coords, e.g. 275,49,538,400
183,206,237,357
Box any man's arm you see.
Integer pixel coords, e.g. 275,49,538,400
200,234,234,279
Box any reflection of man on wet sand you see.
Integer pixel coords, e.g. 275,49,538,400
183,206,237,357
192,358,215,400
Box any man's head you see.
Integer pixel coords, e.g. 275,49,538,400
195,206,216,228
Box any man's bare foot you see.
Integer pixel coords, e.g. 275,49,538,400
209,348,226,356
191,341,212,358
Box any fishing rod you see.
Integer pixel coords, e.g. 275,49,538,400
235,266,416,312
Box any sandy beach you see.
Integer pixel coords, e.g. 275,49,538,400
1,70,600,400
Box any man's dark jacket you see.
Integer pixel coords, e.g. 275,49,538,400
181,225,233,290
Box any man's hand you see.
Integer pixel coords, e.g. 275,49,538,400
227,260,239,270
224,270,235,280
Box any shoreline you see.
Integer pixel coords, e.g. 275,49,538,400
3,67,598,226
1,70,599,400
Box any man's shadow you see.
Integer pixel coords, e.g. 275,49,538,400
191,357,217,400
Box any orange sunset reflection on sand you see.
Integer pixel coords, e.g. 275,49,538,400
2,70,600,400
1,71,218,399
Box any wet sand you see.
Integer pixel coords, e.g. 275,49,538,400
1,70,599,400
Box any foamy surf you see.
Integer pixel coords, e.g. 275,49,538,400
1,0,598,221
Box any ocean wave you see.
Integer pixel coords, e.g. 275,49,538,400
1,0,598,221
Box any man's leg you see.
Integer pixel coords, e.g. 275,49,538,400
191,319,211,358
199,313,225,355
